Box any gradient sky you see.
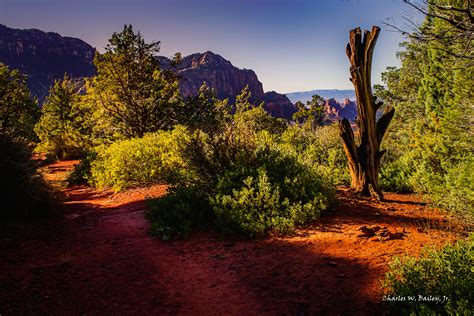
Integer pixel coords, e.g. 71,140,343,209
0,0,419,93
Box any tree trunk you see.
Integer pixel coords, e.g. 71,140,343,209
338,26,395,200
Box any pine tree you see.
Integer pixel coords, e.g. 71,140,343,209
89,25,182,138
0,63,39,141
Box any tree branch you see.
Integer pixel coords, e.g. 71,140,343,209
376,106,395,144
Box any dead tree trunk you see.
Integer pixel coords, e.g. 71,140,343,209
338,26,395,200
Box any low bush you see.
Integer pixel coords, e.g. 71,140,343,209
379,150,415,193
0,135,51,220
411,155,474,221
89,126,190,191
282,124,350,186
147,109,335,239
379,147,473,221
146,187,211,240
35,127,88,161
383,237,474,315
67,152,97,186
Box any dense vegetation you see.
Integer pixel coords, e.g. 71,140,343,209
146,103,336,239
0,65,50,220
379,1,473,314
375,0,473,220
384,238,473,315
35,75,90,160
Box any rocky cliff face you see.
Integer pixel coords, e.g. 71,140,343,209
158,51,296,119
324,98,358,121
0,25,295,119
262,91,297,119
0,24,96,102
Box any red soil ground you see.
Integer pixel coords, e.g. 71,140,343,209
0,160,468,315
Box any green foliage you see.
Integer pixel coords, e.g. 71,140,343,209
379,151,416,193
292,94,327,128
0,63,39,141
0,134,51,220
0,63,50,220
146,91,335,239
211,159,331,237
146,187,211,240
89,25,183,138
410,155,474,220
384,238,474,315
376,3,473,217
182,83,231,132
67,152,97,186
90,126,190,191
35,75,91,160
282,124,350,186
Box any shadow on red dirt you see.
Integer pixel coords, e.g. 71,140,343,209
0,160,466,315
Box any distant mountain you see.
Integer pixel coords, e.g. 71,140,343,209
157,51,296,119
286,89,356,104
0,25,295,119
0,24,96,102
324,98,358,122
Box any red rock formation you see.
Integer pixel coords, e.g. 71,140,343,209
323,98,358,122
0,24,96,102
158,51,296,119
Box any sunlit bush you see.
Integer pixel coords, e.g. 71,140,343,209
282,124,350,186
90,126,190,191
147,109,335,239
384,237,474,315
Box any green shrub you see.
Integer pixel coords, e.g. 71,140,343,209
282,124,350,186
146,187,211,240
89,126,190,191
0,135,51,220
435,156,474,220
67,152,97,186
382,147,473,220
383,238,474,315
35,126,88,161
212,164,330,237
147,113,335,239
411,155,474,221
379,150,416,193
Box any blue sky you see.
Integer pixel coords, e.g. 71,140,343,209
0,0,419,93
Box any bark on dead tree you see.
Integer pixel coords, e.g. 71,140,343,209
338,26,395,200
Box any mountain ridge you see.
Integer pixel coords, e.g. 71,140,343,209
157,50,296,118
286,89,356,104
0,25,296,119
0,24,96,102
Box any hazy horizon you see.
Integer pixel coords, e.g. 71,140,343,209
0,0,419,93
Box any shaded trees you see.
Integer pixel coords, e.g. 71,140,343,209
0,63,39,141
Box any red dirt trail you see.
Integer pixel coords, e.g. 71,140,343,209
0,160,467,315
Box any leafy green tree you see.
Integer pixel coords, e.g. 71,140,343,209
89,24,182,138
376,0,473,217
233,86,286,134
182,83,231,132
292,94,326,128
35,75,91,160
0,63,39,141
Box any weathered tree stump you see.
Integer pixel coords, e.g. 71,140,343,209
339,26,395,200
